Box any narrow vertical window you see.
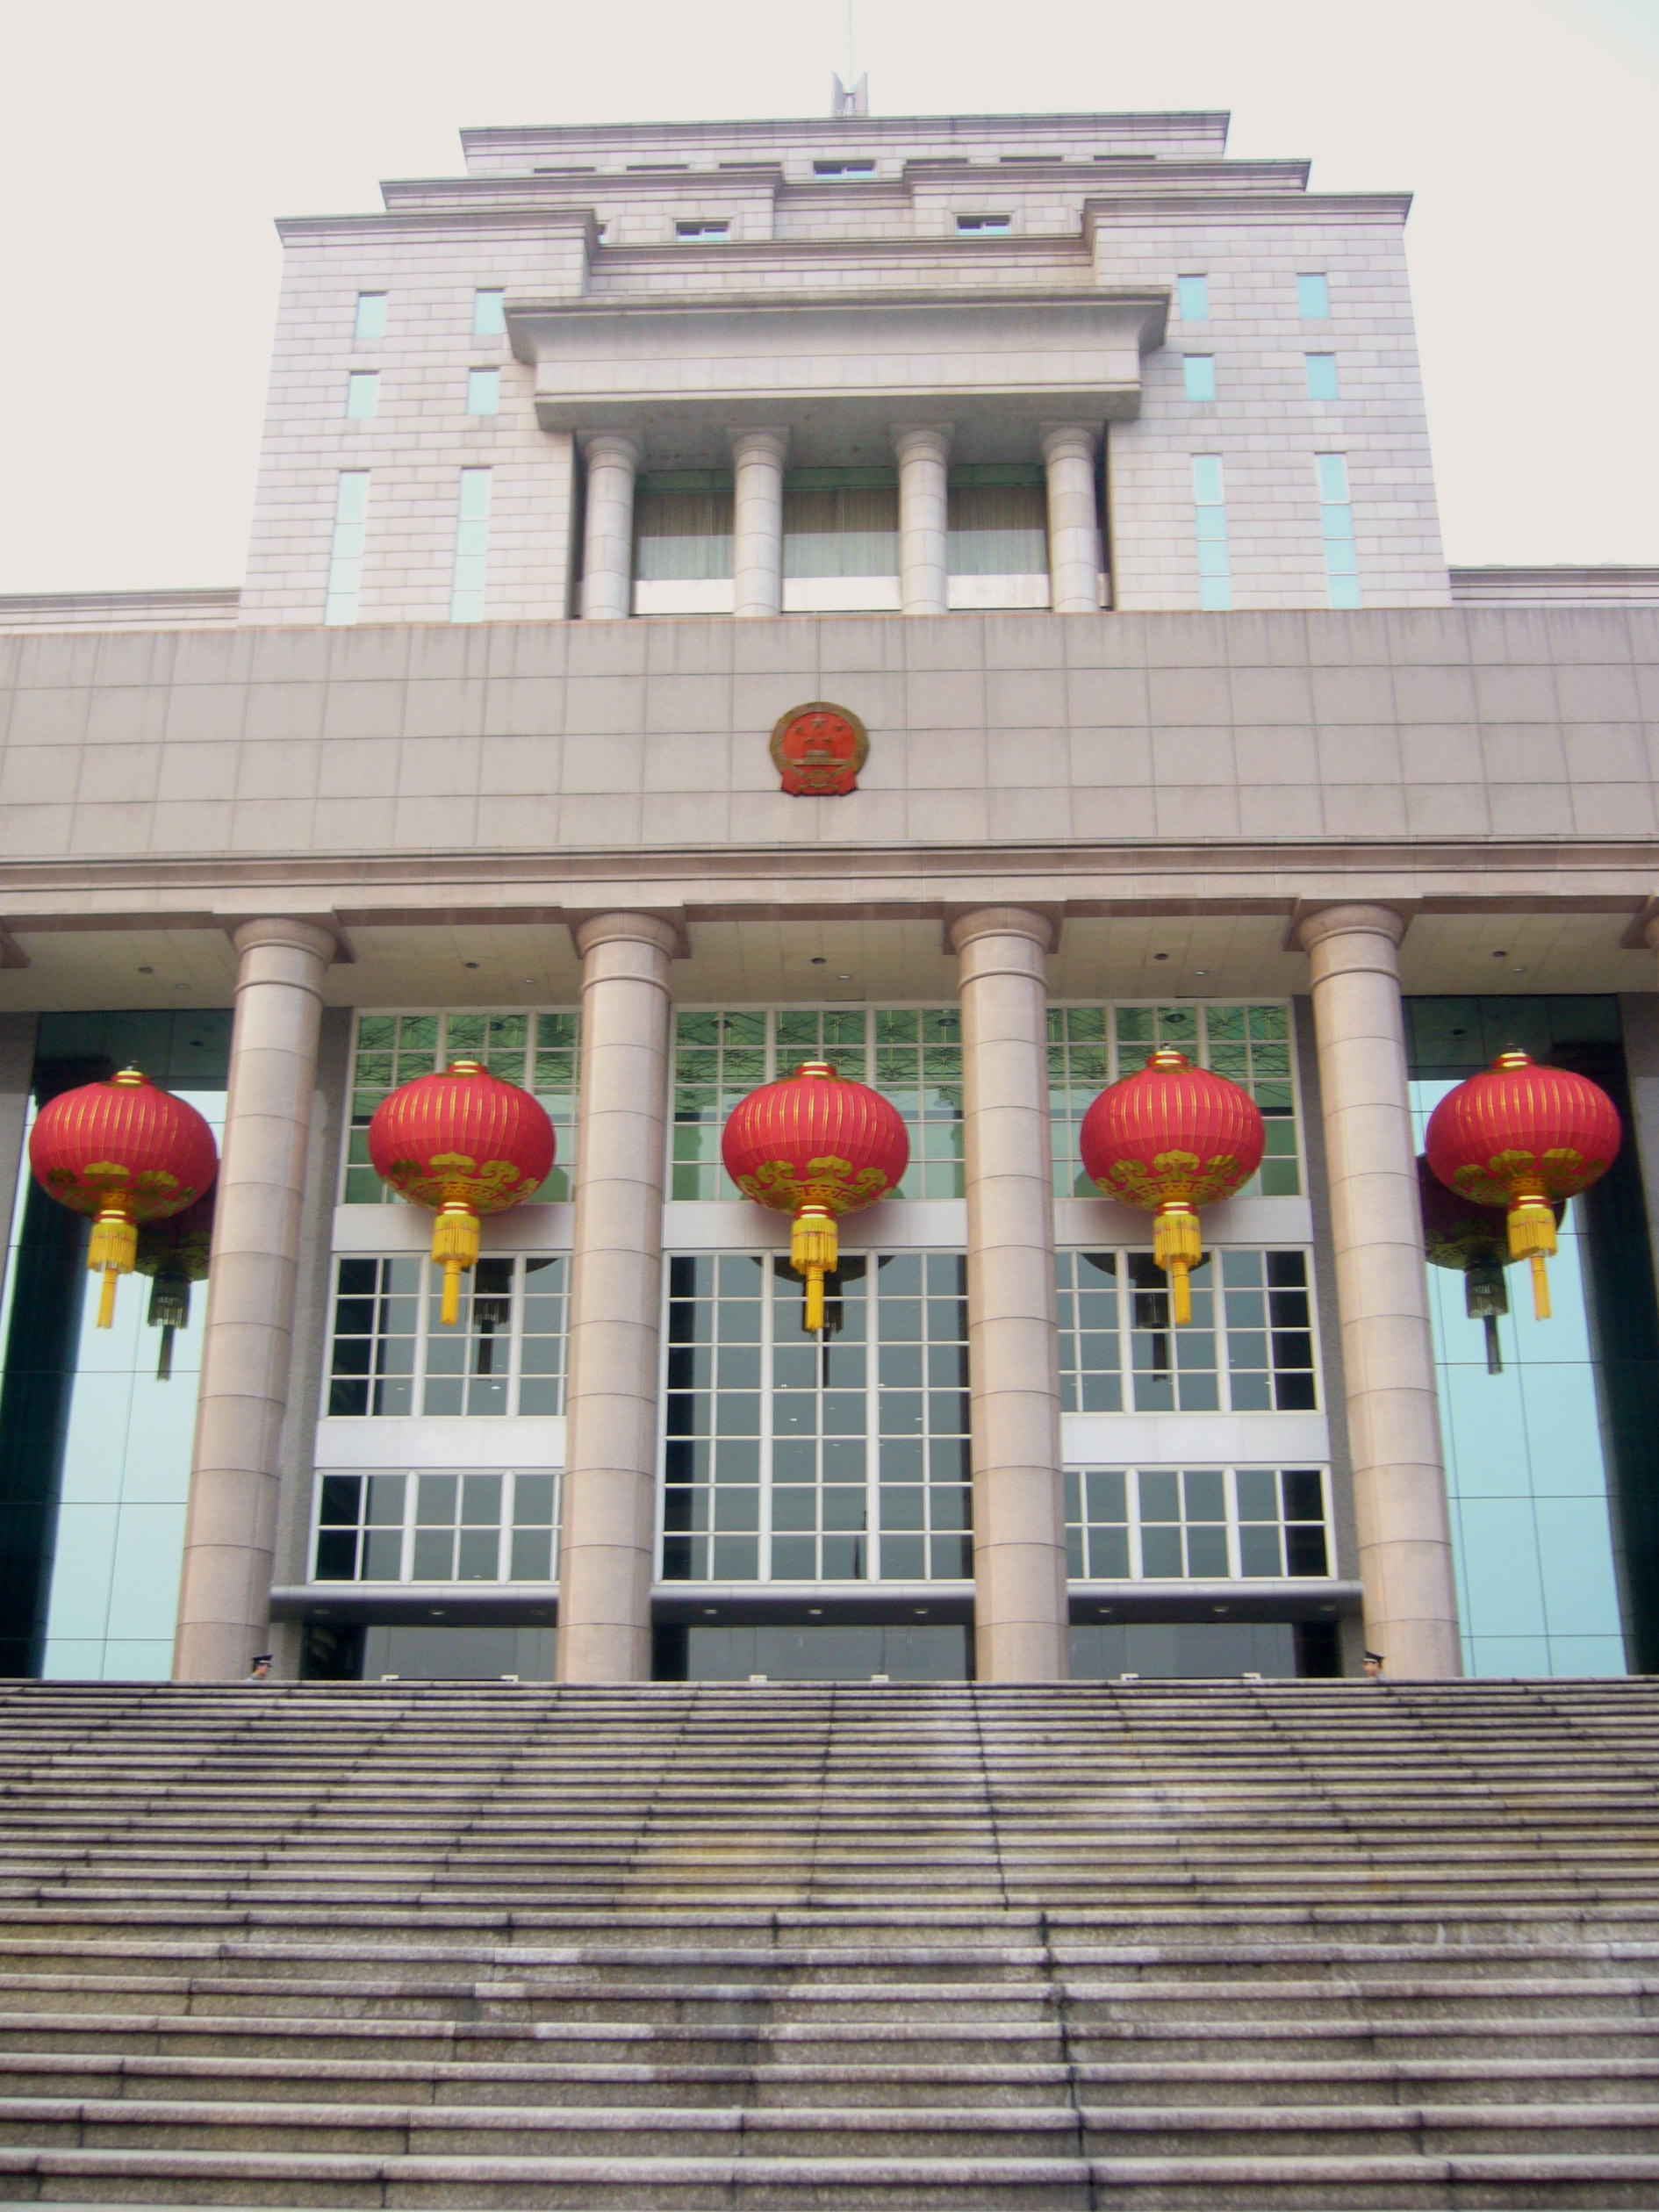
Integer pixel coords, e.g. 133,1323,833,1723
344,371,379,420
1182,356,1217,402
1176,274,1210,322
450,468,492,622
354,292,387,342
472,289,506,336
1190,454,1231,612
324,472,369,626
1317,454,1359,609
465,369,499,417
1304,354,1339,401
1296,273,1331,320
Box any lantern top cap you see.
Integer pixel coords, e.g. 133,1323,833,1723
444,1059,486,1078
1494,1049,1534,1070
111,1067,149,1088
1148,1046,1192,1071
794,1060,836,1081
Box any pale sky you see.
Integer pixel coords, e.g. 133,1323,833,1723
1,0,1654,595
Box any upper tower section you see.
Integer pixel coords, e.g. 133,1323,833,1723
240,106,1447,628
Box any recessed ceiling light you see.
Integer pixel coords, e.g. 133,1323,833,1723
1492,949,1508,959
810,957,826,966
464,961,480,970
520,977,536,984
837,973,853,981
1193,969,1209,977
174,984,188,992
1153,952,1169,962
137,966,154,975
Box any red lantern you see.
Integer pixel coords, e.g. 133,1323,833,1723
367,1060,555,1325
1425,1050,1620,1321
1079,1046,1266,1325
722,1061,909,1332
135,1191,215,1381
28,1068,219,1330
1417,1155,1561,1375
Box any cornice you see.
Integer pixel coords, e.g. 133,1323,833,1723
0,836,1653,937
460,111,1234,153
510,282,1158,320
1084,190,1413,226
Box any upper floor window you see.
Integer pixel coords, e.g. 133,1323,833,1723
1317,454,1359,609
676,218,730,241
353,293,386,343
1182,356,1217,403
1177,274,1210,322
1189,453,1231,611
1296,273,1331,320
784,470,899,584
466,369,500,417
947,467,1047,578
635,474,735,583
324,473,369,627
814,158,875,176
1304,354,1339,401
344,371,379,420
957,214,1011,234
472,289,506,337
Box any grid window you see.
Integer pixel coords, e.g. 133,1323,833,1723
326,1253,568,1418
345,371,379,420
1055,1247,1317,1416
677,219,730,240
472,289,506,336
783,470,899,579
1177,275,1210,322
344,1010,578,1205
1317,453,1359,607
1190,453,1231,611
1305,354,1339,402
661,1252,972,1584
1049,1002,1300,1199
451,467,492,621
312,1467,560,1584
947,469,1047,577
354,292,387,342
635,475,735,583
466,369,499,417
958,214,1011,234
1296,273,1331,320
1064,1465,1332,1582
672,1009,963,1202
1055,1251,1122,1413
1182,356,1217,402
815,158,875,176
324,472,369,626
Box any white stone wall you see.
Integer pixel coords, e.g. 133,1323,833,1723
240,113,1448,626
1103,203,1448,612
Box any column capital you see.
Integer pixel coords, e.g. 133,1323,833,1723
728,427,790,466
570,908,689,962
1039,422,1098,465
1293,901,1411,961
947,905,1060,958
228,916,339,966
892,423,953,463
581,430,643,470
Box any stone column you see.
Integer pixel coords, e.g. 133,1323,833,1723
1040,425,1102,615
730,429,789,618
1295,903,1460,1678
951,907,1068,1681
174,917,335,1681
579,433,641,621
557,913,679,1682
894,425,952,615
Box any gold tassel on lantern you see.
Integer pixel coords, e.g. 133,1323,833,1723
1506,1188,1557,1321
431,1197,480,1327
791,1204,838,1333
1153,1201,1203,1326
88,1203,138,1329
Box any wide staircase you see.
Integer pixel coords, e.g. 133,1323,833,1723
0,1682,1657,2208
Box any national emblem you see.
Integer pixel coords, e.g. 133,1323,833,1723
769,702,869,796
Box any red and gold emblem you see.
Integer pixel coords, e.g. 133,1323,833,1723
770,701,869,796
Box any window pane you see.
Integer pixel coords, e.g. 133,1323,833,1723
1183,356,1217,402
473,289,506,336
1316,454,1350,502
1305,355,1339,401
466,369,499,416
345,372,379,420
1296,273,1330,320
1177,275,1210,322
354,293,387,342
1190,455,1224,505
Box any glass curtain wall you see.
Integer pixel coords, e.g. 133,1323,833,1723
0,1010,232,1680
1404,995,1656,1677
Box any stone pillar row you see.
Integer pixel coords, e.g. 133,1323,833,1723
578,421,1107,620
174,905,1462,1684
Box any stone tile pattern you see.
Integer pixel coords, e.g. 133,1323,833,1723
238,110,1450,626
0,607,1653,861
